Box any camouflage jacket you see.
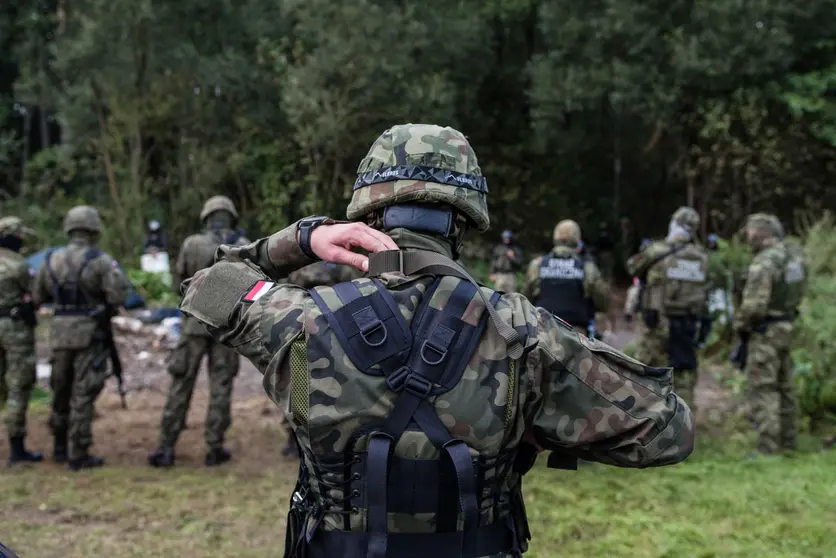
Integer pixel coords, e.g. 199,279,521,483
523,246,611,313
33,237,131,350
287,261,363,288
735,241,807,332
0,247,32,310
490,243,524,274
180,221,694,551
175,227,249,337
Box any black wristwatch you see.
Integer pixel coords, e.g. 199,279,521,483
297,216,330,260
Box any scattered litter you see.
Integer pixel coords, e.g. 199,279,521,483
36,363,51,381
112,316,144,333
137,351,150,361
153,316,181,350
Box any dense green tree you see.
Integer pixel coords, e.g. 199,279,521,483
0,0,833,272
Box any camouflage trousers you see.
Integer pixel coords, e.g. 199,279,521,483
0,318,37,438
493,272,518,294
158,335,239,451
745,325,796,454
632,321,698,415
49,343,110,460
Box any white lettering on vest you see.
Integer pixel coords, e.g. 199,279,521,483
785,262,805,284
666,259,706,282
540,258,585,280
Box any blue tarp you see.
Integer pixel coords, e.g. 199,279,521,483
27,247,146,310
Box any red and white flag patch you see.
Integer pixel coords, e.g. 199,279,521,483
244,280,274,302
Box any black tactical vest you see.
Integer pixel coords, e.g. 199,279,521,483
535,254,590,327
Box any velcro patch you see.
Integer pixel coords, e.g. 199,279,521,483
244,280,274,302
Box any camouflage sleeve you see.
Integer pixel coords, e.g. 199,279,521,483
735,257,772,331
584,262,611,312
213,221,316,280
97,254,131,307
524,303,695,467
522,256,543,300
32,262,51,305
625,250,648,277
180,260,308,376
14,259,33,296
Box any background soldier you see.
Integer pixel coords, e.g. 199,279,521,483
736,213,807,456
178,123,694,556
33,206,131,471
0,217,42,465
490,229,524,293
626,207,712,414
148,195,248,468
524,220,610,336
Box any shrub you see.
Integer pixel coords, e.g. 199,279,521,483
126,269,179,308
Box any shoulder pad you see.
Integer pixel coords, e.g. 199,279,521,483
183,261,270,329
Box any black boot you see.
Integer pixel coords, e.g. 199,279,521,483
68,454,105,471
53,430,68,463
205,448,231,467
148,447,175,468
8,436,43,465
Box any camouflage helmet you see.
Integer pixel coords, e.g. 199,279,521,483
346,123,490,231
200,195,238,222
672,206,700,233
745,213,784,239
554,219,581,246
0,216,34,237
63,205,102,234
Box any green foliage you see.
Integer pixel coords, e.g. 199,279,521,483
3,0,836,260
790,214,836,429
126,268,178,308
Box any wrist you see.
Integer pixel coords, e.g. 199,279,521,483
296,216,333,260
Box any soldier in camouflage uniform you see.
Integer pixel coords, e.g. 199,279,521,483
626,207,712,415
148,196,249,468
0,217,43,465
523,220,610,336
180,124,694,557
33,206,131,470
736,213,807,455
490,230,524,293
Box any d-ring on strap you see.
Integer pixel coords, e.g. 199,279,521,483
368,250,523,359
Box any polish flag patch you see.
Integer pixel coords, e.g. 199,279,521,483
244,280,274,302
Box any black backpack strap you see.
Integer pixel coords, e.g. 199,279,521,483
45,249,61,304
308,279,412,374
365,279,500,558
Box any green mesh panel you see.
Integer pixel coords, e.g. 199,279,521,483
290,337,309,429
505,360,516,429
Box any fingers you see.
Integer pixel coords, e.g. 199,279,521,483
309,222,399,272
322,245,370,272
349,226,399,253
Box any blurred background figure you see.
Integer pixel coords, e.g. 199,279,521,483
490,229,524,293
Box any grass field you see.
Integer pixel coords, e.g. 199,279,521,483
2,416,835,558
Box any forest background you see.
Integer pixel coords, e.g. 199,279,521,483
3,0,836,268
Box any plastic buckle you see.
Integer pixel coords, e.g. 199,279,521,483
404,373,433,398
420,339,448,366
386,366,411,392
359,319,388,347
